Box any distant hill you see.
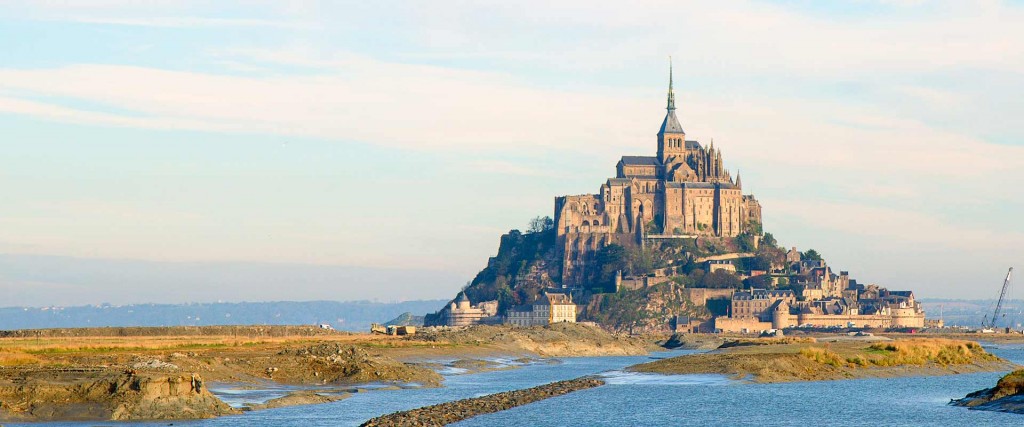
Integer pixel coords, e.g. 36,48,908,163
0,300,447,332
384,312,425,327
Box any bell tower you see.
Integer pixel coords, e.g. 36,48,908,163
657,57,686,164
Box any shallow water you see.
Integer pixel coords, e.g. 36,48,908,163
10,345,1024,426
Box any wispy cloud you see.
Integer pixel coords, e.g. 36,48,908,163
63,16,316,29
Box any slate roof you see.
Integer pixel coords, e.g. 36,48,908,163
659,110,685,134
619,156,661,166
543,293,573,305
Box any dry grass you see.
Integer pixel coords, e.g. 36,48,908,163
721,337,817,349
797,338,996,368
799,347,844,367
865,338,994,367
0,350,42,366
0,334,404,355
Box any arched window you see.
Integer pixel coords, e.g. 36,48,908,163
593,220,600,226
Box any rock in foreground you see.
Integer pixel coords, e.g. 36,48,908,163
952,369,1024,413
0,371,236,422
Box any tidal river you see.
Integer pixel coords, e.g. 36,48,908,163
11,346,1024,427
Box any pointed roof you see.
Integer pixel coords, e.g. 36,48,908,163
659,57,685,135
659,111,685,134
735,171,742,188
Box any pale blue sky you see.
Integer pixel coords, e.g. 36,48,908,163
1,1,1022,305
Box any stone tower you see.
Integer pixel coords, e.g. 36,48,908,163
657,58,686,165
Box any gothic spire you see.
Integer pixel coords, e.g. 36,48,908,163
667,56,676,111
736,170,743,188
658,57,684,135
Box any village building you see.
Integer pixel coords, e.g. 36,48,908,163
506,293,578,327
785,247,801,263
729,289,796,321
433,292,500,327
706,259,737,274
714,285,925,333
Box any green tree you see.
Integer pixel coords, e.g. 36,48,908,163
589,244,629,292
762,232,778,248
628,247,656,275
802,249,823,262
527,216,554,233
747,252,774,271
743,275,773,289
700,270,744,289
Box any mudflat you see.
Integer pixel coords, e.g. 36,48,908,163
0,323,652,422
630,338,1015,383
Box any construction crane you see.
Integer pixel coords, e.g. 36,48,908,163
983,267,1014,329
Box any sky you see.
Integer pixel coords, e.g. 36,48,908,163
0,0,1022,306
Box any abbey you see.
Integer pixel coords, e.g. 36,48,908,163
555,65,762,287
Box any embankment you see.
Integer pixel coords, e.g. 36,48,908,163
360,377,605,426
631,338,1013,383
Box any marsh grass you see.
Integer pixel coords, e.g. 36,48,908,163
800,338,995,368
0,350,42,366
799,347,843,367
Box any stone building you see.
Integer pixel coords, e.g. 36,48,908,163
555,64,762,287
714,285,925,333
730,289,796,321
706,259,737,274
506,292,578,327
434,292,499,327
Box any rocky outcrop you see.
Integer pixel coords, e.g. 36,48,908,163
0,371,237,422
360,377,605,426
661,333,723,350
952,369,1024,413
243,390,349,411
274,343,443,386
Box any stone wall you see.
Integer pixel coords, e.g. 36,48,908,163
714,316,773,333
681,288,734,306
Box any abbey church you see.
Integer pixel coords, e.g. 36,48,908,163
555,65,763,287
